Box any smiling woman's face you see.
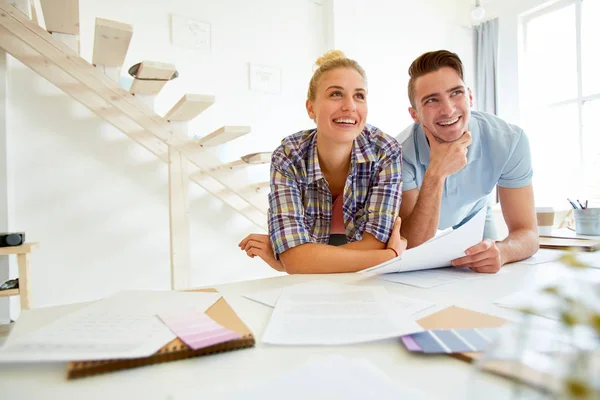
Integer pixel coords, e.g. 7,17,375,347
306,67,368,145
409,67,473,143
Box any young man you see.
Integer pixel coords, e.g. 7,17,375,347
397,50,538,273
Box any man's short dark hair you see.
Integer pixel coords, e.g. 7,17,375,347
408,50,465,108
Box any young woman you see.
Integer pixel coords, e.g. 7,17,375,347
239,50,406,273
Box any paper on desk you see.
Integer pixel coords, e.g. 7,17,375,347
262,285,423,345
495,281,600,321
379,267,482,288
244,280,435,316
496,289,557,318
360,207,486,276
224,355,433,400
0,290,221,362
519,249,562,265
243,281,347,307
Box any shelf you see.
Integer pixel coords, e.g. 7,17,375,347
92,17,133,67
129,60,177,95
197,126,251,147
0,242,39,256
0,288,19,297
164,94,215,122
39,0,79,34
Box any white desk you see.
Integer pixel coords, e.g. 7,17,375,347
1,252,599,399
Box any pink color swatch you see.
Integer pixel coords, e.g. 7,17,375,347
158,310,242,350
401,335,422,351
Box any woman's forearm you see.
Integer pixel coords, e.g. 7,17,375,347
280,243,395,274
340,233,386,250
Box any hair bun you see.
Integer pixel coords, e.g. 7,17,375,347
315,50,346,67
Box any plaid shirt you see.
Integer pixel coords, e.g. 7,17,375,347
268,124,402,257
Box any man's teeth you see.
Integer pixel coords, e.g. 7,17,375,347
438,117,459,126
334,118,356,124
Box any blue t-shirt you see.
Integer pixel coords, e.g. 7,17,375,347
397,111,533,231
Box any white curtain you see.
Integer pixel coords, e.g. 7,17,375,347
474,18,499,114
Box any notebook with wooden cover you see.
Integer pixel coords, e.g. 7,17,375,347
416,306,562,392
539,237,600,252
66,289,254,379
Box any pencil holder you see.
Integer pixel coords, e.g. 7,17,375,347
573,208,600,235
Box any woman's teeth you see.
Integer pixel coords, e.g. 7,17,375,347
334,118,356,125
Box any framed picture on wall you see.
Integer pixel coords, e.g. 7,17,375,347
248,63,281,94
170,14,211,51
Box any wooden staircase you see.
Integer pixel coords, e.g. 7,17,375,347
0,0,272,291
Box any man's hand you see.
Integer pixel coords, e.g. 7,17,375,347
238,234,285,272
387,217,408,257
424,127,472,179
451,238,503,273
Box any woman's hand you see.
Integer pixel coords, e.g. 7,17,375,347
238,234,285,272
386,217,408,257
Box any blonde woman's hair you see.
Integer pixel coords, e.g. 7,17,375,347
307,50,367,101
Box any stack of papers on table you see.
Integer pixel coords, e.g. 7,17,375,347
244,280,435,316
260,283,424,345
0,290,223,362
378,267,483,288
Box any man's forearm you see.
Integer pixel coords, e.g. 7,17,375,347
496,228,539,264
280,243,395,274
402,170,445,248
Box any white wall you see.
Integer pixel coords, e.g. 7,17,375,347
5,0,327,317
1,0,474,319
330,0,475,135
0,50,16,321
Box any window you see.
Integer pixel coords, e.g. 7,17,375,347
520,0,600,207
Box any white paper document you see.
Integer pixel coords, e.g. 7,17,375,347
388,294,436,316
0,290,221,362
378,267,482,288
244,281,435,316
225,355,433,400
495,282,600,321
494,289,560,320
360,207,486,275
243,281,347,308
261,285,423,345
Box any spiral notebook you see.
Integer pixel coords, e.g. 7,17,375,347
66,289,254,379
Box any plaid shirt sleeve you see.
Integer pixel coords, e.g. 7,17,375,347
362,139,403,243
268,148,312,258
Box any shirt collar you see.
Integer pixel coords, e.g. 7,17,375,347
415,116,482,166
307,131,324,185
307,126,378,184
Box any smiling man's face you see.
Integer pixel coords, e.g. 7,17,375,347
409,67,473,143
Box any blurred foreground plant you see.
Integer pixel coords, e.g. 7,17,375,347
519,249,600,399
